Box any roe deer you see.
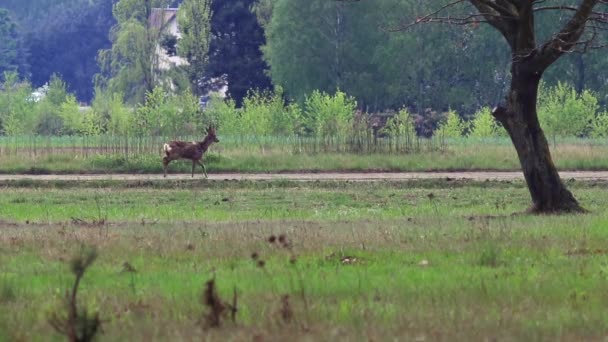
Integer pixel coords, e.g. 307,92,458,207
162,127,219,178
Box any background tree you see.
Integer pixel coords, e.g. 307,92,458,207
261,0,511,113
177,0,212,96
408,0,608,213
96,0,173,104
24,0,114,102
0,8,29,79
207,0,273,106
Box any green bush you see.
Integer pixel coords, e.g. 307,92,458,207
469,107,503,138
435,109,465,138
91,88,132,135
591,111,608,138
304,90,356,139
538,82,598,139
0,71,35,135
133,86,204,137
204,95,239,135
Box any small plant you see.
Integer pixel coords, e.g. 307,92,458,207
0,280,16,303
478,244,501,268
48,245,101,342
201,278,237,329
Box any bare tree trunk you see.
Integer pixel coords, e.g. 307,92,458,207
493,69,584,213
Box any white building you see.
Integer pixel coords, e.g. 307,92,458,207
149,8,189,71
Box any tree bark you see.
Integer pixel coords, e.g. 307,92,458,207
492,67,585,214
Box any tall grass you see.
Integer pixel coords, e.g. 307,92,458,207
1,135,608,173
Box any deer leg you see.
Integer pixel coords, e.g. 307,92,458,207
197,161,208,178
191,160,196,178
162,157,170,178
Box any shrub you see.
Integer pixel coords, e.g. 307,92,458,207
435,109,465,138
591,111,608,138
303,90,356,139
538,82,598,139
204,95,239,136
469,107,502,138
0,71,35,135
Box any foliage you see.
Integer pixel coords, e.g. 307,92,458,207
133,86,204,137
262,0,510,113
207,0,272,106
241,87,295,137
0,72,33,135
538,82,599,139
591,111,608,138
23,0,114,102
383,108,416,139
59,96,102,136
91,88,132,136
435,109,465,138
0,8,29,79
469,107,502,138
204,95,240,135
177,0,212,95
303,90,356,139
97,0,173,104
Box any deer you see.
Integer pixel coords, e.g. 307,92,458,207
162,126,220,178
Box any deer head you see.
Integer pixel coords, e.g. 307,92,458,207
206,126,219,143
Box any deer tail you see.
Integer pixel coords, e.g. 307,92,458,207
163,143,172,153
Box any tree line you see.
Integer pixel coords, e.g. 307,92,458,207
0,0,607,133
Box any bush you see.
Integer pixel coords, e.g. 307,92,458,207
0,71,35,135
538,82,598,139
133,87,204,137
204,95,239,135
92,88,132,135
591,111,608,138
435,109,465,138
303,90,356,139
469,107,503,138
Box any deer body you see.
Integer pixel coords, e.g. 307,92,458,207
163,127,219,178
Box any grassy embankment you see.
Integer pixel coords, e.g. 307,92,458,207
1,136,608,173
2,179,608,340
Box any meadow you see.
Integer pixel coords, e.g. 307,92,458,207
2,135,608,174
2,179,608,341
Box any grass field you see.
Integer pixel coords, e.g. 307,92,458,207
2,179,608,340
2,136,608,174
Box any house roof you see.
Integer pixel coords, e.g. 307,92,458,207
149,8,178,31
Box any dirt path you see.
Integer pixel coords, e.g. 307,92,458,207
0,171,607,182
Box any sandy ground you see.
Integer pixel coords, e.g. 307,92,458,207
0,171,607,182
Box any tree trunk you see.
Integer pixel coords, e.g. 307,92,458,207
492,70,585,214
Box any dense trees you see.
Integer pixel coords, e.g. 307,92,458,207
3,0,114,102
177,0,212,95
261,0,512,113
0,9,29,80
0,0,607,160
207,0,272,106
96,0,163,104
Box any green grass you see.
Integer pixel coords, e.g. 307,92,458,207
3,136,608,173
2,180,608,340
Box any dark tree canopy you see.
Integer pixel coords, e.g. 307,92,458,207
24,0,115,102
207,0,272,106
0,8,29,79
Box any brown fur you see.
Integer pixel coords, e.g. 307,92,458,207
162,127,219,178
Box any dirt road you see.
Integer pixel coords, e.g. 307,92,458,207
0,171,607,182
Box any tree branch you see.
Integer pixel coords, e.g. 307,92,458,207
534,0,602,70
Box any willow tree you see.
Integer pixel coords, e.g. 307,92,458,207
404,0,608,213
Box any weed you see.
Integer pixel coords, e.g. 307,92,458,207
48,245,101,342
478,244,502,268
201,278,237,329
